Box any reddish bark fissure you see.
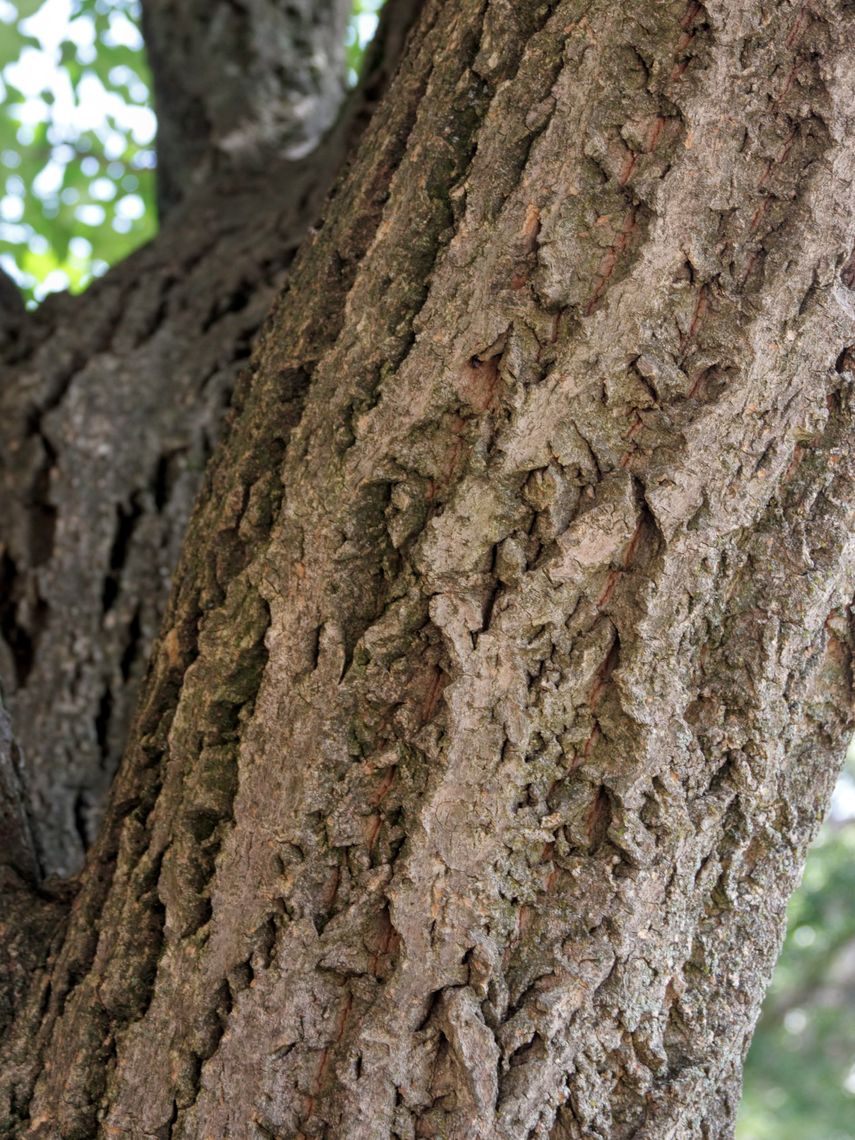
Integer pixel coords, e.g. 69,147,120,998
3,0,855,1138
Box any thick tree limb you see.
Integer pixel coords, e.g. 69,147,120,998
141,0,353,215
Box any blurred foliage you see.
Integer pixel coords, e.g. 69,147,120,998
737,750,855,1140
347,0,385,83
0,0,156,302
0,0,383,303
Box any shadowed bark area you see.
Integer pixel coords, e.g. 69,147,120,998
0,689,68,1096
3,0,855,1137
0,0,422,878
0,688,38,887
0,267,25,348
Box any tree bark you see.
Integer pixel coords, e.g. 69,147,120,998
141,0,353,216
3,0,855,1137
0,0,421,878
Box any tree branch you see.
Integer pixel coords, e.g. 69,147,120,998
141,0,353,215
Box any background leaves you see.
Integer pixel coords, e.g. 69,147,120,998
0,0,382,303
0,0,156,301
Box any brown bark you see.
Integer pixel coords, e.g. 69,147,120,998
0,688,68,1102
0,0,421,878
3,0,855,1137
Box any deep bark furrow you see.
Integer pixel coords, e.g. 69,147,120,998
0,691,39,888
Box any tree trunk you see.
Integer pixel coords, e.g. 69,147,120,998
3,0,855,1137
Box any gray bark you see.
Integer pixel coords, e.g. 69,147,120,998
142,0,353,216
0,0,421,878
3,0,855,1137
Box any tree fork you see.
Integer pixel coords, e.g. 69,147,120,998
4,0,855,1137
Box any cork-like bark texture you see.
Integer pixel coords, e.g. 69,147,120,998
3,0,855,1137
0,0,421,878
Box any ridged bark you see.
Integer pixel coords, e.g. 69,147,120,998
3,0,855,1137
